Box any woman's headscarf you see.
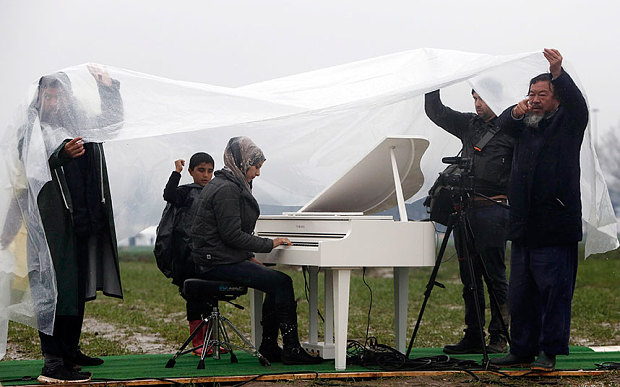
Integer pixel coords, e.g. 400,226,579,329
223,136,266,191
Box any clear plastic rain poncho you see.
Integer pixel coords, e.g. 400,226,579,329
0,48,617,359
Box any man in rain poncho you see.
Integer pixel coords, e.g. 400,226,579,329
2,66,124,383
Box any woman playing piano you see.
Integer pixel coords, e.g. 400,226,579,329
190,136,322,365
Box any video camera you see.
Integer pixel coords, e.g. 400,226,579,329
436,156,474,188
424,156,474,226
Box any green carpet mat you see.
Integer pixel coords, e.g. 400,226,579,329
1,346,618,386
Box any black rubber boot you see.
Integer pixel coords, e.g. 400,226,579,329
278,302,323,365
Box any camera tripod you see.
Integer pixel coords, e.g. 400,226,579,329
406,193,511,366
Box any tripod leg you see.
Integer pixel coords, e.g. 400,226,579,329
201,315,216,361
213,314,223,360
184,319,206,355
197,315,214,369
215,317,235,362
405,217,454,358
165,319,208,367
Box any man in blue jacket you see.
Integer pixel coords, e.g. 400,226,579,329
491,49,588,371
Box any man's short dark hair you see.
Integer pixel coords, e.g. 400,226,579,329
528,73,557,99
189,152,214,170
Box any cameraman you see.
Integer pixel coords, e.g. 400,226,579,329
424,88,514,354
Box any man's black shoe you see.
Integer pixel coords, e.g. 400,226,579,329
65,350,104,366
486,335,508,353
443,336,484,354
530,351,556,372
37,365,91,384
281,346,323,365
489,353,535,368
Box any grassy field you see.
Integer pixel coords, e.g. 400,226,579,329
6,242,619,361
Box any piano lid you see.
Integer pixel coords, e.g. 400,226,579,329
299,136,429,215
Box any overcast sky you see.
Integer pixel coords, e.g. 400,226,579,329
1,0,618,140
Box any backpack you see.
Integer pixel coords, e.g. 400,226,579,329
153,202,175,278
154,184,203,282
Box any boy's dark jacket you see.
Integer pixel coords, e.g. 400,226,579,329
190,169,273,267
496,70,588,247
155,171,202,286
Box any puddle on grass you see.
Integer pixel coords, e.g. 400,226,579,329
82,317,179,354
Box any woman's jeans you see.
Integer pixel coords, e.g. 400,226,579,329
195,260,296,335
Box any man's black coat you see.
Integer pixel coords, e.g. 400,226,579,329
497,71,588,247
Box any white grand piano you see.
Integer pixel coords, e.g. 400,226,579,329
250,135,436,370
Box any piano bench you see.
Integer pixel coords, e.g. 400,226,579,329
182,278,247,304
166,279,270,368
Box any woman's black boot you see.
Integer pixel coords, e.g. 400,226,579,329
258,311,282,362
279,302,323,365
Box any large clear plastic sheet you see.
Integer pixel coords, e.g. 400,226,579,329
0,48,617,359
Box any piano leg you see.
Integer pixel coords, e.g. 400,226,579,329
302,269,336,359
308,267,319,345
332,268,351,370
249,289,264,348
394,267,409,354
324,269,334,350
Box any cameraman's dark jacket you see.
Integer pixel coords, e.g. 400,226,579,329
496,71,588,247
425,90,515,196
190,169,273,268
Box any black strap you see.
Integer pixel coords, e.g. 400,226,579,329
473,124,500,152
